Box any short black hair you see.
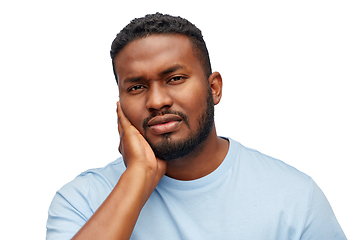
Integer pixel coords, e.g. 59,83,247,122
110,13,212,84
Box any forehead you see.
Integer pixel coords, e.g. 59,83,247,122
114,34,202,83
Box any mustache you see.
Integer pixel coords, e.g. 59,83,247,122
142,109,189,130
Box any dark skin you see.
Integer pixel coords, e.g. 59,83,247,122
72,34,228,240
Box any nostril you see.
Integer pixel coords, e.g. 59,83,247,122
148,104,172,112
145,88,173,111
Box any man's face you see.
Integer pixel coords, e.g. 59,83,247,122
114,34,214,160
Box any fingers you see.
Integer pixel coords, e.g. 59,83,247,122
116,101,127,153
116,101,132,134
116,101,134,154
116,102,123,136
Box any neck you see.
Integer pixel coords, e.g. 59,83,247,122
164,128,229,181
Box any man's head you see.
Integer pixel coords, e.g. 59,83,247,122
110,13,212,84
112,14,222,161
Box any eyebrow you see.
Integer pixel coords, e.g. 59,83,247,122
123,76,142,84
122,64,186,84
160,64,185,76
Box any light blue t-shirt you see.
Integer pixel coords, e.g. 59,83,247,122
46,138,346,239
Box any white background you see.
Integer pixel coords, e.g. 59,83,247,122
0,0,359,239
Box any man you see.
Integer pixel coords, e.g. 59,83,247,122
46,13,346,240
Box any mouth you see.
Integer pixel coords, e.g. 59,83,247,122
147,114,183,135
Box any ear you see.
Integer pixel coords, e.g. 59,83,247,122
208,71,223,105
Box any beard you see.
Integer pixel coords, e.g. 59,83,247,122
143,87,215,161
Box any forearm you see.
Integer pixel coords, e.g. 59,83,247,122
72,165,158,240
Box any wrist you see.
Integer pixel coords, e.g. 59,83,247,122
118,164,159,205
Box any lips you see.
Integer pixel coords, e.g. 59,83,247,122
147,114,183,135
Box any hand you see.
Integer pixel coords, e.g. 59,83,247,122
116,102,166,186
71,103,167,240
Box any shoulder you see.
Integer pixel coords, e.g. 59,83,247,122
59,157,126,205
232,138,310,179
50,157,126,219
228,138,347,239
229,138,312,195
47,157,126,239
78,157,126,186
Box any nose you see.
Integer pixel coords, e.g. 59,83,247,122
145,83,173,111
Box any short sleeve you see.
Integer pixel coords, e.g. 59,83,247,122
46,176,94,240
300,178,347,240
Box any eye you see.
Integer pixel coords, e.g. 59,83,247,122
168,76,186,84
127,85,146,93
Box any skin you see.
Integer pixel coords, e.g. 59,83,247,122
116,34,229,180
72,34,228,240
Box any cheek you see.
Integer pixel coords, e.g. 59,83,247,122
120,98,146,132
172,84,208,121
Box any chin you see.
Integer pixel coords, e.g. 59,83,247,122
148,120,214,161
